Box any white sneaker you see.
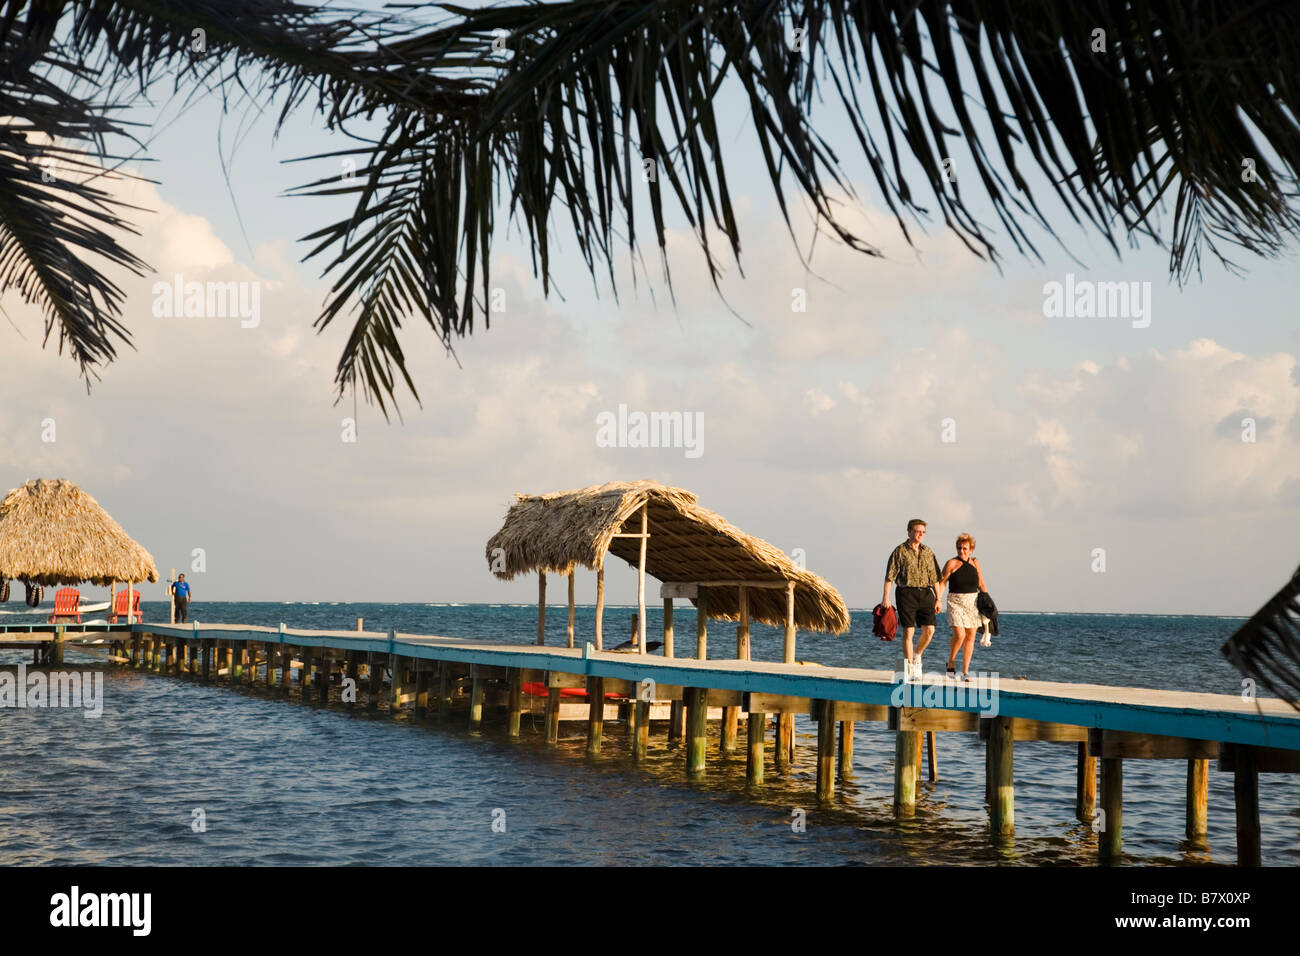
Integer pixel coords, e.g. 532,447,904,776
912,655,923,681
902,658,913,682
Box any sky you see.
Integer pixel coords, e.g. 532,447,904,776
3,16,1299,615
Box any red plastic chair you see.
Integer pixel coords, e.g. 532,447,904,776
109,589,142,624
48,588,81,624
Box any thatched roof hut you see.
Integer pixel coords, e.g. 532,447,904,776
0,478,159,586
485,480,849,634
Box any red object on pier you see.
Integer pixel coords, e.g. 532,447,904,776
110,589,142,624
49,588,82,624
872,603,897,641
522,681,620,700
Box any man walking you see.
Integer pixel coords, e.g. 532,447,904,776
882,518,943,681
171,573,192,623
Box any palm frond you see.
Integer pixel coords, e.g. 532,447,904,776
1223,565,1300,711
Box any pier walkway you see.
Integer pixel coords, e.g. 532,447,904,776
4,620,1296,865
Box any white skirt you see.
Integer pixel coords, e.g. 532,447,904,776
947,592,982,628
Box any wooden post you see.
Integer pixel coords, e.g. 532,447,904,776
1186,758,1209,842
634,700,650,762
695,588,708,659
926,730,938,782
130,634,140,666
469,673,485,731
894,729,919,817
389,655,403,712
816,700,836,803
636,502,648,655
345,652,360,695
506,669,522,736
280,646,293,694
838,721,854,778
266,644,278,689
747,712,766,786
414,664,430,716
301,646,314,698
545,686,561,745
777,582,796,772
989,716,1013,840
168,568,175,624
1233,746,1261,866
566,572,575,648
686,688,708,776
232,641,244,682
50,625,65,665
1099,757,1123,860
537,573,547,645
437,664,450,716
201,639,212,683
721,586,748,754
1076,742,1097,821
594,566,605,650
586,677,605,755
665,598,683,742
356,617,363,631
365,653,381,708
318,656,331,704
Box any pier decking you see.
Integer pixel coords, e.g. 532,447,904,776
6,620,1297,865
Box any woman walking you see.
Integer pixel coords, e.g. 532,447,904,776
939,534,986,680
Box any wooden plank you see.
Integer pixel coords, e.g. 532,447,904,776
811,701,889,723
745,692,810,714
1096,730,1219,760
470,663,508,680
1219,742,1300,773
661,583,698,600
890,707,980,733
547,671,586,689
980,717,1090,742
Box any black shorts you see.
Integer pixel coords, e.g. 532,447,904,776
895,587,936,628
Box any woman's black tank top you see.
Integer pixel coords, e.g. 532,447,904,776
949,558,979,593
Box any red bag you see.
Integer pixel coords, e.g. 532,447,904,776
872,603,897,641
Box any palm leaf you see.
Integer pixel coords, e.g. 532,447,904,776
1223,565,1300,710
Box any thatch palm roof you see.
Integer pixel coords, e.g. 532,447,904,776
0,478,159,586
485,480,850,634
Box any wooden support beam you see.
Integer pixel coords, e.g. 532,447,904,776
586,677,605,755
695,588,708,659
686,688,708,776
301,646,314,698
816,700,836,803
891,707,980,733
1076,743,1097,822
547,671,586,689
567,572,575,649
469,675,485,731
636,503,648,655
747,712,766,786
389,656,403,712
1099,757,1123,860
1220,743,1300,773
1233,746,1261,866
1186,758,1208,842
1092,730,1219,760
634,700,649,762
813,701,890,723
988,716,1013,840
318,657,331,704
537,572,546,646
838,721,854,778
981,717,1091,742
201,640,211,683
594,565,605,651
545,686,561,745
894,730,919,817
414,664,431,717
747,693,810,714
507,668,523,737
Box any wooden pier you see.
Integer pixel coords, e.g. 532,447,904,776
6,619,1298,866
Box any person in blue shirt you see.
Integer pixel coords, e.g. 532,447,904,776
171,573,192,622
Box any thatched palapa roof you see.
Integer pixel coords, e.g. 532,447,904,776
0,478,159,586
485,480,850,634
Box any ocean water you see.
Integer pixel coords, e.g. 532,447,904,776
0,602,1295,867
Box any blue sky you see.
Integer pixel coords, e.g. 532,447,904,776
3,18,1298,616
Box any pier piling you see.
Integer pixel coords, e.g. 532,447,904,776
894,729,919,817
1186,758,1209,842
989,716,1014,841
586,677,604,755
746,712,765,785
1076,743,1097,821
1100,757,1123,860
816,700,836,803
686,688,708,776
